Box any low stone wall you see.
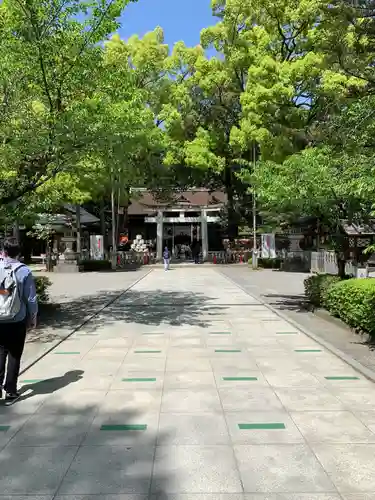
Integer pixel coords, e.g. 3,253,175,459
310,250,355,276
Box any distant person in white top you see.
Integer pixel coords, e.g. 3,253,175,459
163,247,170,271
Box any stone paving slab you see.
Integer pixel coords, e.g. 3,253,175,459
21,269,149,371
220,266,375,376
1,268,375,497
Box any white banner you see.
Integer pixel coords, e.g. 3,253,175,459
90,235,104,260
261,233,276,259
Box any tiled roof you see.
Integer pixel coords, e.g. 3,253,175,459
128,190,226,215
38,205,99,227
341,220,375,236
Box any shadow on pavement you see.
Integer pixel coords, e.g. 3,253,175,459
271,268,311,274
88,289,227,329
31,289,227,344
262,293,309,313
27,289,127,344
18,370,85,402
82,265,143,273
0,396,169,497
353,338,375,351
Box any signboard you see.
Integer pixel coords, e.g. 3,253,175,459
356,267,368,279
90,235,104,260
145,216,220,223
261,233,276,259
119,233,128,245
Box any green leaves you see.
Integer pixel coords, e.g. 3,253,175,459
325,279,375,338
0,0,135,212
184,128,226,172
2,0,375,240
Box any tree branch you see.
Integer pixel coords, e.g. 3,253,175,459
0,142,86,206
14,0,54,111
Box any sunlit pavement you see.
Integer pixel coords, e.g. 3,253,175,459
1,267,375,498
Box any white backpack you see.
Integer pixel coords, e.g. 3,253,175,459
0,262,24,321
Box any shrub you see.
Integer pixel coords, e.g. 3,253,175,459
34,275,52,304
304,274,342,308
258,258,281,269
78,259,111,272
325,278,375,337
248,257,252,266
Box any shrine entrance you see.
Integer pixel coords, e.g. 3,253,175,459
163,224,200,260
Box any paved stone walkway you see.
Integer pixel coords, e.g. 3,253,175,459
22,269,149,370
221,267,375,374
1,268,375,498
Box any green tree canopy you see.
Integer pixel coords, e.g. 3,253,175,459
0,0,134,210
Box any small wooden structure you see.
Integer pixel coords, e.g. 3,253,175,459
36,205,100,272
340,220,375,265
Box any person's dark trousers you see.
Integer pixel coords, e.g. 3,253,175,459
0,321,27,394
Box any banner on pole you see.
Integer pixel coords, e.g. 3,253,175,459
90,235,104,260
261,233,276,259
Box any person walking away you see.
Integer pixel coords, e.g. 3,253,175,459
196,240,201,264
163,246,170,271
0,241,38,405
192,239,201,264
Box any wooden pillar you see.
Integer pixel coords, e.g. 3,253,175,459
75,205,81,257
201,209,208,261
156,210,163,261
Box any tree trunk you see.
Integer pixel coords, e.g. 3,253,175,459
75,204,81,258
46,239,53,272
332,228,348,279
224,166,237,241
100,199,106,238
124,202,129,233
336,253,346,278
116,186,121,244
111,183,117,269
12,221,20,243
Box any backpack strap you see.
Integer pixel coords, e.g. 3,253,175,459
11,262,26,273
0,262,26,281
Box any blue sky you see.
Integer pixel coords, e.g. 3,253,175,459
118,0,216,49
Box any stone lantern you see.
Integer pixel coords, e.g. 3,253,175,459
54,230,80,273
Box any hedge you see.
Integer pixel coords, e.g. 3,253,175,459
34,275,52,304
325,278,375,338
258,258,282,269
304,274,342,308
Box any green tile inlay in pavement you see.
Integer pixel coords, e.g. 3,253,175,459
0,426,10,432
295,349,322,353
210,332,231,335
223,377,258,381
100,424,147,431
20,379,44,384
325,376,360,380
122,378,157,382
276,332,298,335
215,349,241,353
142,332,164,335
54,352,80,355
134,350,162,354
238,423,285,430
